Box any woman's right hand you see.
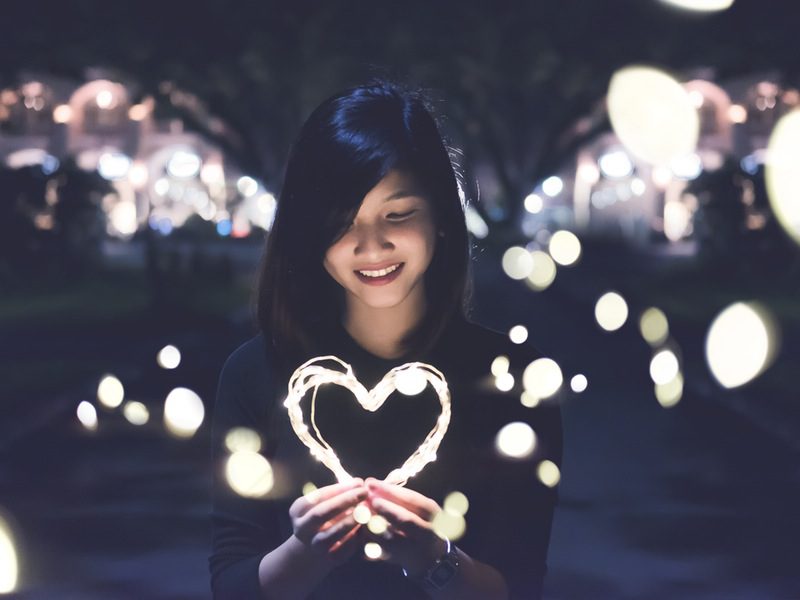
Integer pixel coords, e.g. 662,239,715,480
288,478,367,564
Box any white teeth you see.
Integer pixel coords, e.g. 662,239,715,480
358,263,401,278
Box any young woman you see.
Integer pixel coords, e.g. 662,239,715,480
210,81,562,599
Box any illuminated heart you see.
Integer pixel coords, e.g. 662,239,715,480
284,355,451,486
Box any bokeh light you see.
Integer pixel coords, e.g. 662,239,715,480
649,349,680,385
302,482,317,497
640,307,670,346
225,450,274,498
395,367,428,396
353,503,372,525
495,372,515,392
367,514,389,535
495,422,537,459
595,292,629,332
163,387,205,438
548,230,582,266
658,0,734,11
524,193,543,214
608,66,699,165
541,176,563,197
432,509,466,541
705,302,777,388
122,401,150,426
537,460,561,488
364,542,384,560
509,325,528,344
765,109,800,245
443,491,469,516
0,514,18,593
520,391,540,408
225,427,263,453
523,358,563,400
157,344,181,369
491,355,510,377
656,372,684,408
52,104,72,124
570,374,588,393
502,246,534,280
97,374,124,408
108,200,138,237
526,251,557,291
76,400,98,431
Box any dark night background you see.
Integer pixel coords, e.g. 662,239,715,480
1,1,799,598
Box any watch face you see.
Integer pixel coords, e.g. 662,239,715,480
428,561,458,588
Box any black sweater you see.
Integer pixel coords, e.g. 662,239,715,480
209,317,562,599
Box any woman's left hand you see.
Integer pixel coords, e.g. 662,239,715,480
364,477,447,578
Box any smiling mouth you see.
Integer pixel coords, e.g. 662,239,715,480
354,262,404,284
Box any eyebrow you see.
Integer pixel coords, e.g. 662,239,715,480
383,189,424,202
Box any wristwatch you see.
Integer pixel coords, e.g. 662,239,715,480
404,538,461,590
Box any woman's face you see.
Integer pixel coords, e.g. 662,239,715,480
324,169,437,314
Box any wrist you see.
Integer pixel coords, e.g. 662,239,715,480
403,537,461,590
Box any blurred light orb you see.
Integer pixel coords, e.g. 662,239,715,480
509,325,528,345
495,372,515,392
226,450,273,498
108,200,138,237
364,542,384,560
728,104,747,123
225,427,263,453
367,514,389,535
157,344,181,369
128,103,149,121
97,374,124,408
630,177,647,196
658,0,734,11
598,150,634,179
595,292,629,332
443,491,469,516
53,104,72,124
167,150,201,179
705,302,777,388
502,246,534,280
153,177,170,196
765,110,800,245
577,162,600,184
524,193,543,214
491,355,510,377
656,372,684,408
520,391,541,408
495,422,537,459
608,66,699,166
526,251,557,291
237,176,259,197
302,482,317,497
640,307,670,346
353,504,372,525
670,153,703,180
0,515,18,593
432,509,466,541
523,358,563,400
98,152,131,180
537,460,561,488
548,230,582,266
650,350,680,385
570,374,588,393
395,367,428,396
77,400,98,431
164,387,205,438
541,176,563,197
96,90,114,109
123,401,150,426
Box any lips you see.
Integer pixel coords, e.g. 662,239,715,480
354,262,404,285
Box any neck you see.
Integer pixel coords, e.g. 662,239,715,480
343,293,426,360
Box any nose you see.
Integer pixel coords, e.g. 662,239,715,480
353,221,394,257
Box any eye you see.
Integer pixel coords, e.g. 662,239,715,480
387,210,417,221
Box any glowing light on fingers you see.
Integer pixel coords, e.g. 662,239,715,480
495,422,537,459
432,509,466,541
364,542,383,560
443,491,469,516
765,110,800,245
526,251,557,291
367,514,389,535
570,374,588,393
548,231,582,266
491,355,510,377
226,450,274,497
353,504,372,525
705,303,777,388
0,515,18,593
285,357,451,486
608,66,699,166
97,374,124,408
523,358,563,400
494,372,515,392
302,482,318,498
650,350,680,385
595,292,628,332
537,460,561,488
225,427,262,453
656,372,684,408
163,387,205,438
123,401,149,425
157,344,181,369
502,246,534,280
640,307,669,346
77,401,98,430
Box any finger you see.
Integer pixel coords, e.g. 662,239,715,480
312,514,359,547
328,522,364,557
290,479,363,519
297,486,368,534
369,496,430,540
366,479,439,520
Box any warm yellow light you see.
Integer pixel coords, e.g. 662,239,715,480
163,387,205,438
443,491,469,516
491,355,510,377
495,422,537,459
494,372,515,392
570,374,588,393
509,325,528,345
109,200,138,237
367,514,389,535
525,251,557,291
97,374,124,408
608,66,699,166
705,302,777,388
96,90,114,109
432,509,466,541
122,401,149,426
225,450,274,497
548,230,582,266
395,367,428,396
502,246,534,280
650,349,680,385
225,427,263,453
520,391,540,407
655,372,684,408
640,307,669,346
658,0,734,12
52,104,72,124
76,400,98,431
595,292,629,332
522,358,563,400
537,460,561,488
128,103,149,121
157,344,181,369
302,482,317,497
364,542,383,560
728,104,747,123
0,515,18,593
353,503,372,525
765,109,800,245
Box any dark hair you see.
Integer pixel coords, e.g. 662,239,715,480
257,81,471,369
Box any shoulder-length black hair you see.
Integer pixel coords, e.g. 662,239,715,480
257,80,471,369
